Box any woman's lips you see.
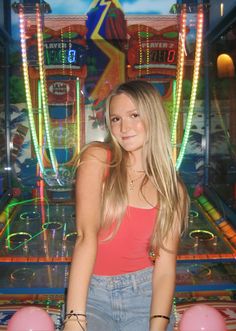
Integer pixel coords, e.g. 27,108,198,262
122,135,135,140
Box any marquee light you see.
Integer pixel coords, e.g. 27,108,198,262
19,5,45,174
36,3,59,176
176,4,204,170
76,78,81,155
171,4,187,163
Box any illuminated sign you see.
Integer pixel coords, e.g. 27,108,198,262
135,41,177,66
144,49,176,64
48,82,70,95
28,42,86,68
127,24,179,77
44,42,86,67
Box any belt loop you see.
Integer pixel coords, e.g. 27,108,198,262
131,274,137,291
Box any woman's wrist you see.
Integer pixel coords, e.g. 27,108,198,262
149,314,169,331
63,310,87,331
150,314,170,322
63,318,87,324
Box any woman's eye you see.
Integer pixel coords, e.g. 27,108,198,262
110,117,120,123
131,113,139,118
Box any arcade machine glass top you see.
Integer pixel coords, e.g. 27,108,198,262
0,0,235,299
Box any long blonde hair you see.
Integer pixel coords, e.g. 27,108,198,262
92,80,188,251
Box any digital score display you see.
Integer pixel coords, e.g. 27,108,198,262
141,41,177,65
145,49,177,64
127,28,178,79
28,42,86,68
44,42,86,67
44,48,77,65
128,40,178,70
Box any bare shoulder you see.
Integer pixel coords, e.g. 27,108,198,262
77,142,110,182
80,142,109,163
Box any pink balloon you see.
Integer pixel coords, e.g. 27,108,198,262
179,303,226,331
7,306,55,331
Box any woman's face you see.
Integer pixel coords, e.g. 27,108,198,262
109,93,146,153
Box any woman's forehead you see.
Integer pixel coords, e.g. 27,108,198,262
109,93,136,112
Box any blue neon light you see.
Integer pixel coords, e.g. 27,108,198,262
68,49,76,63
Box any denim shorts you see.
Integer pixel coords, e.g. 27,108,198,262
86,267,175,331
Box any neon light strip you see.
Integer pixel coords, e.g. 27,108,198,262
171,5,187,162
5,198,48,251
138,25,142,77
38,81,47,206
60,28,66,74
68,25,73,76
19,5,45,174
172,79,177,123
36,4,58,175
172,79,177,161
38,80,43,174
76,78,81,154
176,5,204,170
146,26,149,76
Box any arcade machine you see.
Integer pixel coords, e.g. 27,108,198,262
25,3,87,193
125,3,236,328
0,1,87,329
0,0,126,329
0,0,235,330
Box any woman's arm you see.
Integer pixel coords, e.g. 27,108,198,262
63,145,108,331
149,227,179,331
150,184,186,331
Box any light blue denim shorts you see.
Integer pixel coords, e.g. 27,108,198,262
86,267,175,331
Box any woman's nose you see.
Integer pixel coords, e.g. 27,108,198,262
121,119,129,133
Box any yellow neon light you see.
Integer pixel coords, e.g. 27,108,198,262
19,5,45,174
176,5,204,170
171,5,187,163
76,78,81,154
36,4,59,176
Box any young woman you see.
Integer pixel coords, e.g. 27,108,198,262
62,80,189,331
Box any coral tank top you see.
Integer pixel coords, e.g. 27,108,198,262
93,205,157,275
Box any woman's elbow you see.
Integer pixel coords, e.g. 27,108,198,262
75,228,99,246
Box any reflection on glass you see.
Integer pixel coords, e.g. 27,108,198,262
0,42,7,198
209,21,236,213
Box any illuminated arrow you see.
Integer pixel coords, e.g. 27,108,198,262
89,0,125,101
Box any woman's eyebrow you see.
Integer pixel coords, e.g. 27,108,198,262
109,108,137,116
